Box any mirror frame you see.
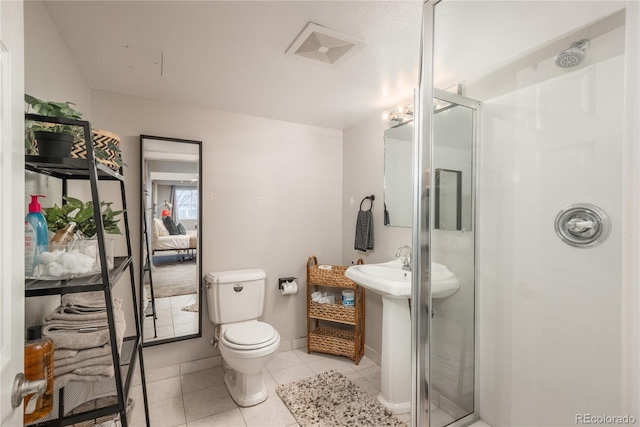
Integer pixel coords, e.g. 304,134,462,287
139,134,203,347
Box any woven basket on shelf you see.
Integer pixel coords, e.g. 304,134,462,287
31,127,122,171
309,302,356,324
307,258,357,288
309,327,356,360
72,129,122,171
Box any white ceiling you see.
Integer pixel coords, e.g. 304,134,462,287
44,0,423,131
43,1,625,131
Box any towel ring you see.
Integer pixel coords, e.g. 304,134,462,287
359,195,375,211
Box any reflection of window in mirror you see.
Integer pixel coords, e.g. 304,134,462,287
176,188,198,220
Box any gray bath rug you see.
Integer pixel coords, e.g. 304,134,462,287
146,262,196,298
276,370,406,427
181,302,199,312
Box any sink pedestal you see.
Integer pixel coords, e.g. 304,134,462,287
345,259,460,415
378,295,411,414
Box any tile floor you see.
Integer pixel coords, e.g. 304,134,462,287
143,293,199,343
126,349,412,427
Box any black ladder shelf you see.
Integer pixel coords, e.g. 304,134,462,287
24,113,150,427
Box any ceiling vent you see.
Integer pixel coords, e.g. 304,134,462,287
285,22,365,68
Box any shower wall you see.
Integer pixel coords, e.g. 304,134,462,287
476,48,625,427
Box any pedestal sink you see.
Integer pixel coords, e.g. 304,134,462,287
345,258,460,414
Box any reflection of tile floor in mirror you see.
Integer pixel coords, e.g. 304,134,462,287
124,349,411,427
143,294,199,342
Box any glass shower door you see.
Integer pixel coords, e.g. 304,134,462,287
417,1,639,426
429,96,477,427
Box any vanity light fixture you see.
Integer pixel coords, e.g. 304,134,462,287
384,105,413,122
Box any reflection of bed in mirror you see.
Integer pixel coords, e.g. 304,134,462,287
151,218,197,254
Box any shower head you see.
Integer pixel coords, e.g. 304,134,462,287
555,39,590,68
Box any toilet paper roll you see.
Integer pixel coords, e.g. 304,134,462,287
280,280,298,295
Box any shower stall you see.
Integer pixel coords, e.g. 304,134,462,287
413,1,640,426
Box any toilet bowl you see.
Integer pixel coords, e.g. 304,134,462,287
219,320,280,406
205,269,280,407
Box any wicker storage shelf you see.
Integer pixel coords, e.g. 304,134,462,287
309,302,356,325
308,264,357,289
309,327,356,361
306,255,364,364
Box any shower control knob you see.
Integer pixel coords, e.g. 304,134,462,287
567,218,595,232
555,204,611,248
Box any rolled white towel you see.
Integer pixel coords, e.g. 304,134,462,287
311,291,323,302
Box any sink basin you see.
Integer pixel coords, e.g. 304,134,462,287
345,259,460,298
346,259,411,297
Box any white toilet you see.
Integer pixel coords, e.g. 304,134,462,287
205,268,280,407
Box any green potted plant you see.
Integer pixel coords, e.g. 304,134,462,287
25,94,84,157
42,196,124,238
25,95,125,170
39,197,124,275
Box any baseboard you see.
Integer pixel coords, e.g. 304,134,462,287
364,345,381,365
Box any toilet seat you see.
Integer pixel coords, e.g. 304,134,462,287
222,321,278,350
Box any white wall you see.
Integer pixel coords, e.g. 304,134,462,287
90,90,344,369
24,1,90,119
24,0,93,328
476,51,625,426
342,114,413,359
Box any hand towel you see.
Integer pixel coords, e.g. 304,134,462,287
54,355,113,377
43,299,125,352
55,365,115,389
61,291,105,307
354,207,374,251
54,344,112,367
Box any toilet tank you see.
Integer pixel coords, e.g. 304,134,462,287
205,268,266,324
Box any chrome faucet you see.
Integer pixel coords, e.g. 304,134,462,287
396,245,412,271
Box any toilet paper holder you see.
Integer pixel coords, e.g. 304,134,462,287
278,277,297,290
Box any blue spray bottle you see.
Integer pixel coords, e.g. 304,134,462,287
25,195,49,277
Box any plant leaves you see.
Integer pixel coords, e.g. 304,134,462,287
42,196,124,237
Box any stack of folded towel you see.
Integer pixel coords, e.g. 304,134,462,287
42,292,126,389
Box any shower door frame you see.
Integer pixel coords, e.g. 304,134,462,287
413,1,480,426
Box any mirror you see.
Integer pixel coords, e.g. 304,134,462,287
140,135,202,345
383,99,474,231
433,103,474,231
383,121,413,227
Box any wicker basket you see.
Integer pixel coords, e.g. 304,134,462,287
308,263,357,289
308,327,356,360
309,302,356,324
31,127,122,171
71,129,122,171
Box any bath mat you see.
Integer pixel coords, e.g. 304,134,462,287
181,302,199,312
276,370,406,427
146,262,196,298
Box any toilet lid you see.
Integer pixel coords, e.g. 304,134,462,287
224,322,277,347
